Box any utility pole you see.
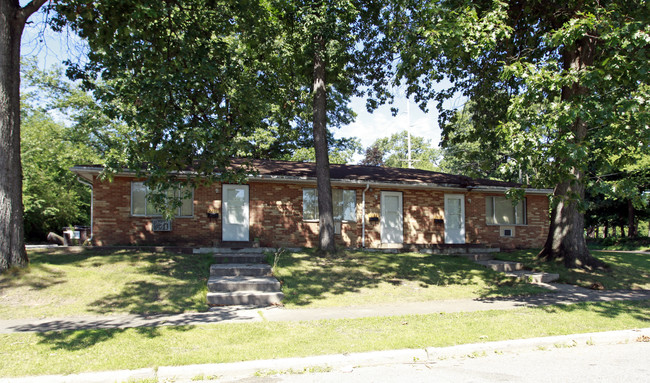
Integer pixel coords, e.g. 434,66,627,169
407,98,412,169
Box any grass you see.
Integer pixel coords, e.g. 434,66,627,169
587,236,650,252
494,249,650,290
0,300,647,377
272,249,549,308
0,249,214,320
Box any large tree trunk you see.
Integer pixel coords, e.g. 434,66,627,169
538,35,605,269
312,35,336,253
0,0,46,272
627,199,637,238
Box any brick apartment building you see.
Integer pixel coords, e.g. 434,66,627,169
71,159,550,249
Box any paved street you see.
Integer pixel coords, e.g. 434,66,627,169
233,341,650,383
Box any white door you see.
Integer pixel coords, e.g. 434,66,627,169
381,191,403,244
222,185,249,241
444,194,465,244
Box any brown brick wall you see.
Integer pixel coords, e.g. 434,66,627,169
91,176,548,249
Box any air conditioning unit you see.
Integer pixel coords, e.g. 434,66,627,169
500,226,515,237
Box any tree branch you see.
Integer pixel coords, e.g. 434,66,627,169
17,0,48,23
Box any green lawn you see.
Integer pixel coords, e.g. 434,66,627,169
0,300,647,377
1,248,549,320
271,250,549,308
0,249,213,320
494,249,650,290
587,236,650,252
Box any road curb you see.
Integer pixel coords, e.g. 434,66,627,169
2,328,648,383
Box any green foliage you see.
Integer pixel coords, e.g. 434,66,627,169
50,1,386,221
438,102,525,182
364,130,440,171
20,59,104,241
289,137,361,164
377,0,649,189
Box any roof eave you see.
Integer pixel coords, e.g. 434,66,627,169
69,166,552,194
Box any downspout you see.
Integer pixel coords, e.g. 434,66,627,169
76,177,93,242
362,183,370,248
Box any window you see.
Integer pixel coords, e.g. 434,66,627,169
486,196,526,225
303,189,356,221
131,182,193,217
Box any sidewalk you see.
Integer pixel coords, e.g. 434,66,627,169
2,283,649,334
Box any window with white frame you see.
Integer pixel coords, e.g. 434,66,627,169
486,196,526,225
131,182,193,217
303,189,356,221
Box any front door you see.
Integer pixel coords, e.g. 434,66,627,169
381,191,403,244
444,194,465,244
222,184,249,241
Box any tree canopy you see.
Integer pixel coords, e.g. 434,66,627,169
20,59,107,241
376,0,649,268
52,0,388,252
360,130,440,171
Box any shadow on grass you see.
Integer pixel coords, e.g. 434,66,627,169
87,252,214,315
36,325,195,351
8,249,214,317
539,300,650,322
495,249,650,290
276,250,543,306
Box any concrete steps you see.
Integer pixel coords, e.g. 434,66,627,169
206,251,284,307
212,253,266,264
206,291,284,306
463,254,559,284
505,270,560,284
210,263,272,277
208,276,281,292
477,260,525,272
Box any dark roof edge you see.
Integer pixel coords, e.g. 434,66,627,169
70,165,553,195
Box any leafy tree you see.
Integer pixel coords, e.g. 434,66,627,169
379,0,650,268
438,102,532,182
363,130,440,171
1,0,50,271
54,0,387,253
20,59,105,241
289,137,361,164
359,143,384,166
587,154,650,238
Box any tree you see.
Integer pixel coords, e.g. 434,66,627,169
366,130,440,171
54,1,388,254
359,143,384,166
1,0,49,272
20,59,106,241
289,137,361,165
379,0,649,268
438,102,530,183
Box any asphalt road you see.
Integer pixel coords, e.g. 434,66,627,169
231,341,650,383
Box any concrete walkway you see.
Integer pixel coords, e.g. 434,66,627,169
2,283,649,334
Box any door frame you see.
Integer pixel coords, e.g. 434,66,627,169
222,184,250,242
444,194,465,244
380,191,403,244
